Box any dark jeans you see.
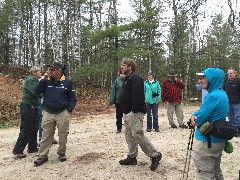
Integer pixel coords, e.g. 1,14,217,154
146,103,159,129
38,103,44,141
228,103,240,128
115,103,123,130
13,103,39,153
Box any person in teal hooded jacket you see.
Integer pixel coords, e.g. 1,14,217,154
109,70,126,133
190,67,229,180
144,71,161,132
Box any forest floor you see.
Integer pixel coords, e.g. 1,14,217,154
0,106,239,180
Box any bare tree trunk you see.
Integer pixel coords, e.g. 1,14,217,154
76,0,82,69
55,0,63,63
29,1,35,66
228,0,240,69
25,6,30,67
172,0,178,70
43,0,48,66
37,0,41,66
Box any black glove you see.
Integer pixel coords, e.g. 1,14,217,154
187,118,194,129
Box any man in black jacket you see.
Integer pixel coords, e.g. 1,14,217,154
33,62,77,166
119,58,162,171
224,68,240,136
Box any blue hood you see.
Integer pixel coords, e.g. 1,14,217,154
203,68,224,93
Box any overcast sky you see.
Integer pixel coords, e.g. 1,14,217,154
117,0,239,41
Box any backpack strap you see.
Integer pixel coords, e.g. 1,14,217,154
206,133,211,148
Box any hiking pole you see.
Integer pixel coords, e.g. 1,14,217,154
182,120,195,180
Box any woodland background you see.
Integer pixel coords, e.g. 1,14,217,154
0,0,240,126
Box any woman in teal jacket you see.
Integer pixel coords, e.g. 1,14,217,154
109,71,126,133
190,68,229,179
144,71,161,132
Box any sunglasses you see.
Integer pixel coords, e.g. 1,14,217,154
49,68,59,71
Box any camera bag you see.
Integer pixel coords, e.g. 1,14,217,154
211,120,237,140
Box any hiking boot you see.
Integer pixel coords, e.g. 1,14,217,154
12,150,17,155
27,148,39,153
16,153,27,158
119,155,137,165
12,150,27,158
146,129,151,132
116,129,121,133
150,152,162,171
234,133,240,137
59,154,67,162
34,157,48,166
52,139,58,144
179,124,189,129
171,124,177,128
155,128,160,132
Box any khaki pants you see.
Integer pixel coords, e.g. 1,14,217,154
192,140,225,180
39,109,70,158
123,112,158,158
167,102,184,126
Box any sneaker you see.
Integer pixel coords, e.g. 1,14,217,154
12,150,27,158
179,124,189,129
119,155,137,165
58,154,67,162
146,129,151,132
27,148,39,153
116,129,121,133
155,128,160,132
52,139,58,144
171,124,177,128
34,157,48,166
150,152,162,171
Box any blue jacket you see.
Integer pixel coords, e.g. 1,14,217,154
144,80,161,104
35,75,77,113
192,68,229,143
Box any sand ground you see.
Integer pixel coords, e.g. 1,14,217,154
0,106,239,180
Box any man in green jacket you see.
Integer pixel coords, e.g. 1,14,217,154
109,70,126,133
13,66,42,158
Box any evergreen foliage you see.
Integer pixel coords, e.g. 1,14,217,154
0,0,239,99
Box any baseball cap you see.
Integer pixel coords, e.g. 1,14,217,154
196,72,204,76
47,62,63,69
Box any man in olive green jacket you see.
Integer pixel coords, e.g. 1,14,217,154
109,71,126,133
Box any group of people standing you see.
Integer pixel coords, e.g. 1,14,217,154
110,64,188,134
109,58,240,176
11,57,240,176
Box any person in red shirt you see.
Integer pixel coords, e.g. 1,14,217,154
161,73,188,128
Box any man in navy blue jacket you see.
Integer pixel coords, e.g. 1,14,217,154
224,68,240,136
34,62,77,166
